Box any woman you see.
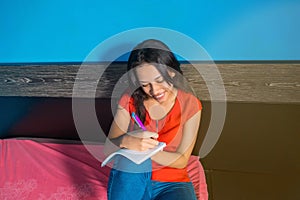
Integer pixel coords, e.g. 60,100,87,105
105,39,202,200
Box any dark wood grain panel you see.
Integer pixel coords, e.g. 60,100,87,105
0,62,299,103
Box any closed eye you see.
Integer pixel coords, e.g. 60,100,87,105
156,78,164,83
141,83,149,88
140,76,164,87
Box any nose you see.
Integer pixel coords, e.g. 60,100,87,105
149,82,160,96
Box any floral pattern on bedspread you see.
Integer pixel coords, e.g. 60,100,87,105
0,180,106,200
0,179,37,200
38,183,99,200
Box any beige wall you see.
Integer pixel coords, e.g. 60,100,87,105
195,101,300,200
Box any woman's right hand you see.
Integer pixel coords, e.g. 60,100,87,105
121,130,159,151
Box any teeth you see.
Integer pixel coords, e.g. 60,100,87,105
155,93,164,99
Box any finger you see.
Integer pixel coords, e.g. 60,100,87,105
136,138,160,151
142,138,159,146
142,131,159,139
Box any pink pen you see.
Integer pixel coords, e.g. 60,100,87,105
131,112,147,131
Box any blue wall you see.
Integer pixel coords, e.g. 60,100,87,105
0,0,299,63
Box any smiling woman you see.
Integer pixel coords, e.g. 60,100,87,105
104,39,203,200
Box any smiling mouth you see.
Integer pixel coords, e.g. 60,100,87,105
153,92,165,100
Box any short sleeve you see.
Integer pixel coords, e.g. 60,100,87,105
186,95,202,121
178,90,202,123
118,92,134,113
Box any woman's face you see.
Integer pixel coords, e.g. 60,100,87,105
135,63,176,103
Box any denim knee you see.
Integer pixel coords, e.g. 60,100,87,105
151,181,197,200
107,156,152,200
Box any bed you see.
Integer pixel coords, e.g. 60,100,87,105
0,97,208,200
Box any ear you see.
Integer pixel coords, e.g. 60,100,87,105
168,70,176,78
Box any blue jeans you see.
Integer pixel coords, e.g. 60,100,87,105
107,156,197,200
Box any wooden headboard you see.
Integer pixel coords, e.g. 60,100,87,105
1,62,299,102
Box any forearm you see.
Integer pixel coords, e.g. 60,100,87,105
151,150,190,169
152,111,201,168
109,134,127,148
103,134,126,156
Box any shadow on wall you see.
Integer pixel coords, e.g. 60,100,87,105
0,97,115,141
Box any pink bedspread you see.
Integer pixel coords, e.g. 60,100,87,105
0,139,208,200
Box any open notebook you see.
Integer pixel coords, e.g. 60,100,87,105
101,142,166,167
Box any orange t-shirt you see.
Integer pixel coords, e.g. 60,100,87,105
119,89,202,182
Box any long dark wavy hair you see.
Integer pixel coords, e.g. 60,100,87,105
127,39,192,122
